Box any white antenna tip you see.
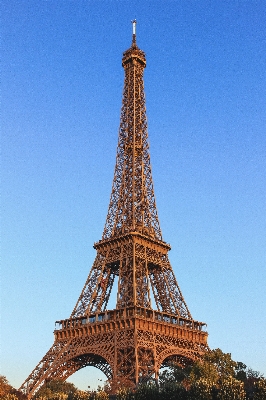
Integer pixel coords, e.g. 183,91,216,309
131,19,137,35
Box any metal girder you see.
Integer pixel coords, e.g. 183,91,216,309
20,28,208,398
20,309,208,397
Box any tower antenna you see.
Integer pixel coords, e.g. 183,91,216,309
131,19,137,45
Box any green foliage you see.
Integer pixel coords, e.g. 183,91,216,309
160,364,191,386
1,351,265,400
234,363,265,397
0,376,13,398
35,380,77,400
104,377,135,396
116,386,133,400
44,394,67,400
189,358,219,386
72,391,90,400
235,362,247,382
94,392,109,400
217,377,245,400
0,394,19,400
135,382,160,400
160,349,238,389
34,383,108,400
203,349,237,383
0,377,26,400
188,378,213,400
160,381,188,400
158,348,265,400
253,379,266,400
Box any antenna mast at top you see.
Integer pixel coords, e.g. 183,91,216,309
131,19,137,45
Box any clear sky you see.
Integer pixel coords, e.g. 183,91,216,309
1,0,266,391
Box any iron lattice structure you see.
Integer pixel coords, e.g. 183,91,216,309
20,25,208,398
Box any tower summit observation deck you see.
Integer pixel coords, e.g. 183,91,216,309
20,21,208,398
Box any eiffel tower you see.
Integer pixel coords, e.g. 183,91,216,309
20,21,208,398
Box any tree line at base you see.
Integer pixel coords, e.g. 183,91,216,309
1,349,266,400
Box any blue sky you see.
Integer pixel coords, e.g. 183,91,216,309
1,0,266,391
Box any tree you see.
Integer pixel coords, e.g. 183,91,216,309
158,348,266,399
94,392,109,400
104,377,135,395
116,386,133,400
160,364,192,386
34,380,77,400
160,381,188,400
188,358,219,386
217,377,245,400
160,349,238,388
0,376,26,400
134,383,160,400
72,390,90,400
0,376,13,397
235,362,247,382
188,379,212,400
253,379,266,400
234,363,265,398
0,395,19,400
203,349,237,383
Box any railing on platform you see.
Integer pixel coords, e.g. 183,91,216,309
54,306,207,332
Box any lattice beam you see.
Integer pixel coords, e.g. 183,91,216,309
20,310,208,397
20,23,208,398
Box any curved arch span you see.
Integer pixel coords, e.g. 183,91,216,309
159,351,196,371
42,353,113,383
70,353,112,379
53,353,113,382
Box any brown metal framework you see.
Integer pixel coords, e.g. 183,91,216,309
20,24,208,398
